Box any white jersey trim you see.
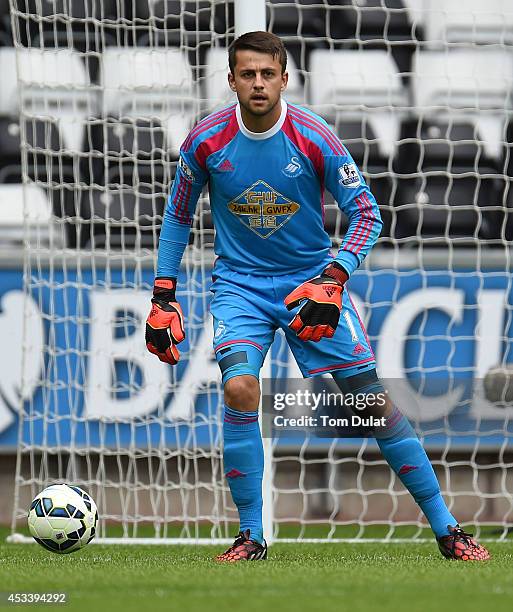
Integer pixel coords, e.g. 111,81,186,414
236,99,287,140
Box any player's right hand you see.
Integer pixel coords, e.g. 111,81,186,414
284,262,348,342
145,278,185,365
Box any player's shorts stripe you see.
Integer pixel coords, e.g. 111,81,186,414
215,339,263,352
183,105,235,149
347,292,375,358
224,415,259,424
288,107,346,156
308,356,375,375
183,106,236,152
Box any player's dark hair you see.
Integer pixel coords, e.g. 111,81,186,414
228,31,287,74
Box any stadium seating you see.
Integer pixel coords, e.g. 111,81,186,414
0,0,11,46
101,47,197,158
397,47,513,241
412,48,513,162
203,48,236,112
268,0,327,70
13,47,92,152
326,0,418,79
393,119,501,242
328,0,416,42
0,183,57,246
392,47,512,242
0,47,19,116
191,195,215,249
82,117,168,185
424,0,513,45
0,115,67,185
23,0,118,47
1,5,512,248
135,0,229,82
136,0,227,47
0,47,87,245
282,53,304,105
400,0,426,37
0,116,20,182
0,47,77,180
309,49,407,156
322,192,350,246
77,185,167,249
16,1,121,81
500,121,513,241
80,115,171,249
268,0,326,39
0,48,20,181
309,49,407,237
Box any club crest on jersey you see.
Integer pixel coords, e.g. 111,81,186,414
338,162,361,188
179,155,195,183
214,320,226,340
282,156,303,178
228,180,300,238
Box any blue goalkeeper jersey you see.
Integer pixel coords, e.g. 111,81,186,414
157,100,382,277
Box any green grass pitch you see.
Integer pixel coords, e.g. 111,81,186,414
2,527,513,612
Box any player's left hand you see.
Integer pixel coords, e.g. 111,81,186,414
284,262,348,342
145,278,185,364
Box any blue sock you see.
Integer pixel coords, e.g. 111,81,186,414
375,407,457,538
223,405,264,544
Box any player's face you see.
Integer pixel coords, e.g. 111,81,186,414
228,50,288,118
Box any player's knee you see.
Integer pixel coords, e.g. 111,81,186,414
224,375,260,412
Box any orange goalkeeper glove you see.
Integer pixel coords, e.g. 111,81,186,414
284,262,348,342
145,278,185,365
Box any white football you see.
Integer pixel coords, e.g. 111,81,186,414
27,484,98,553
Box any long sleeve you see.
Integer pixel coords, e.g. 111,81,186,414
156,148,208,278
323,150,383,275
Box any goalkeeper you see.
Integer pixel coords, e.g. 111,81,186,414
146,31,490,562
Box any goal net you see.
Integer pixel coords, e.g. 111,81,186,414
6,0,513,544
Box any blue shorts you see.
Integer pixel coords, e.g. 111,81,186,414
210,259,376,384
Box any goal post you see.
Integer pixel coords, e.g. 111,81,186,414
5,0,513,545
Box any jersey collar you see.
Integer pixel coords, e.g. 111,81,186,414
236,99,287,140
